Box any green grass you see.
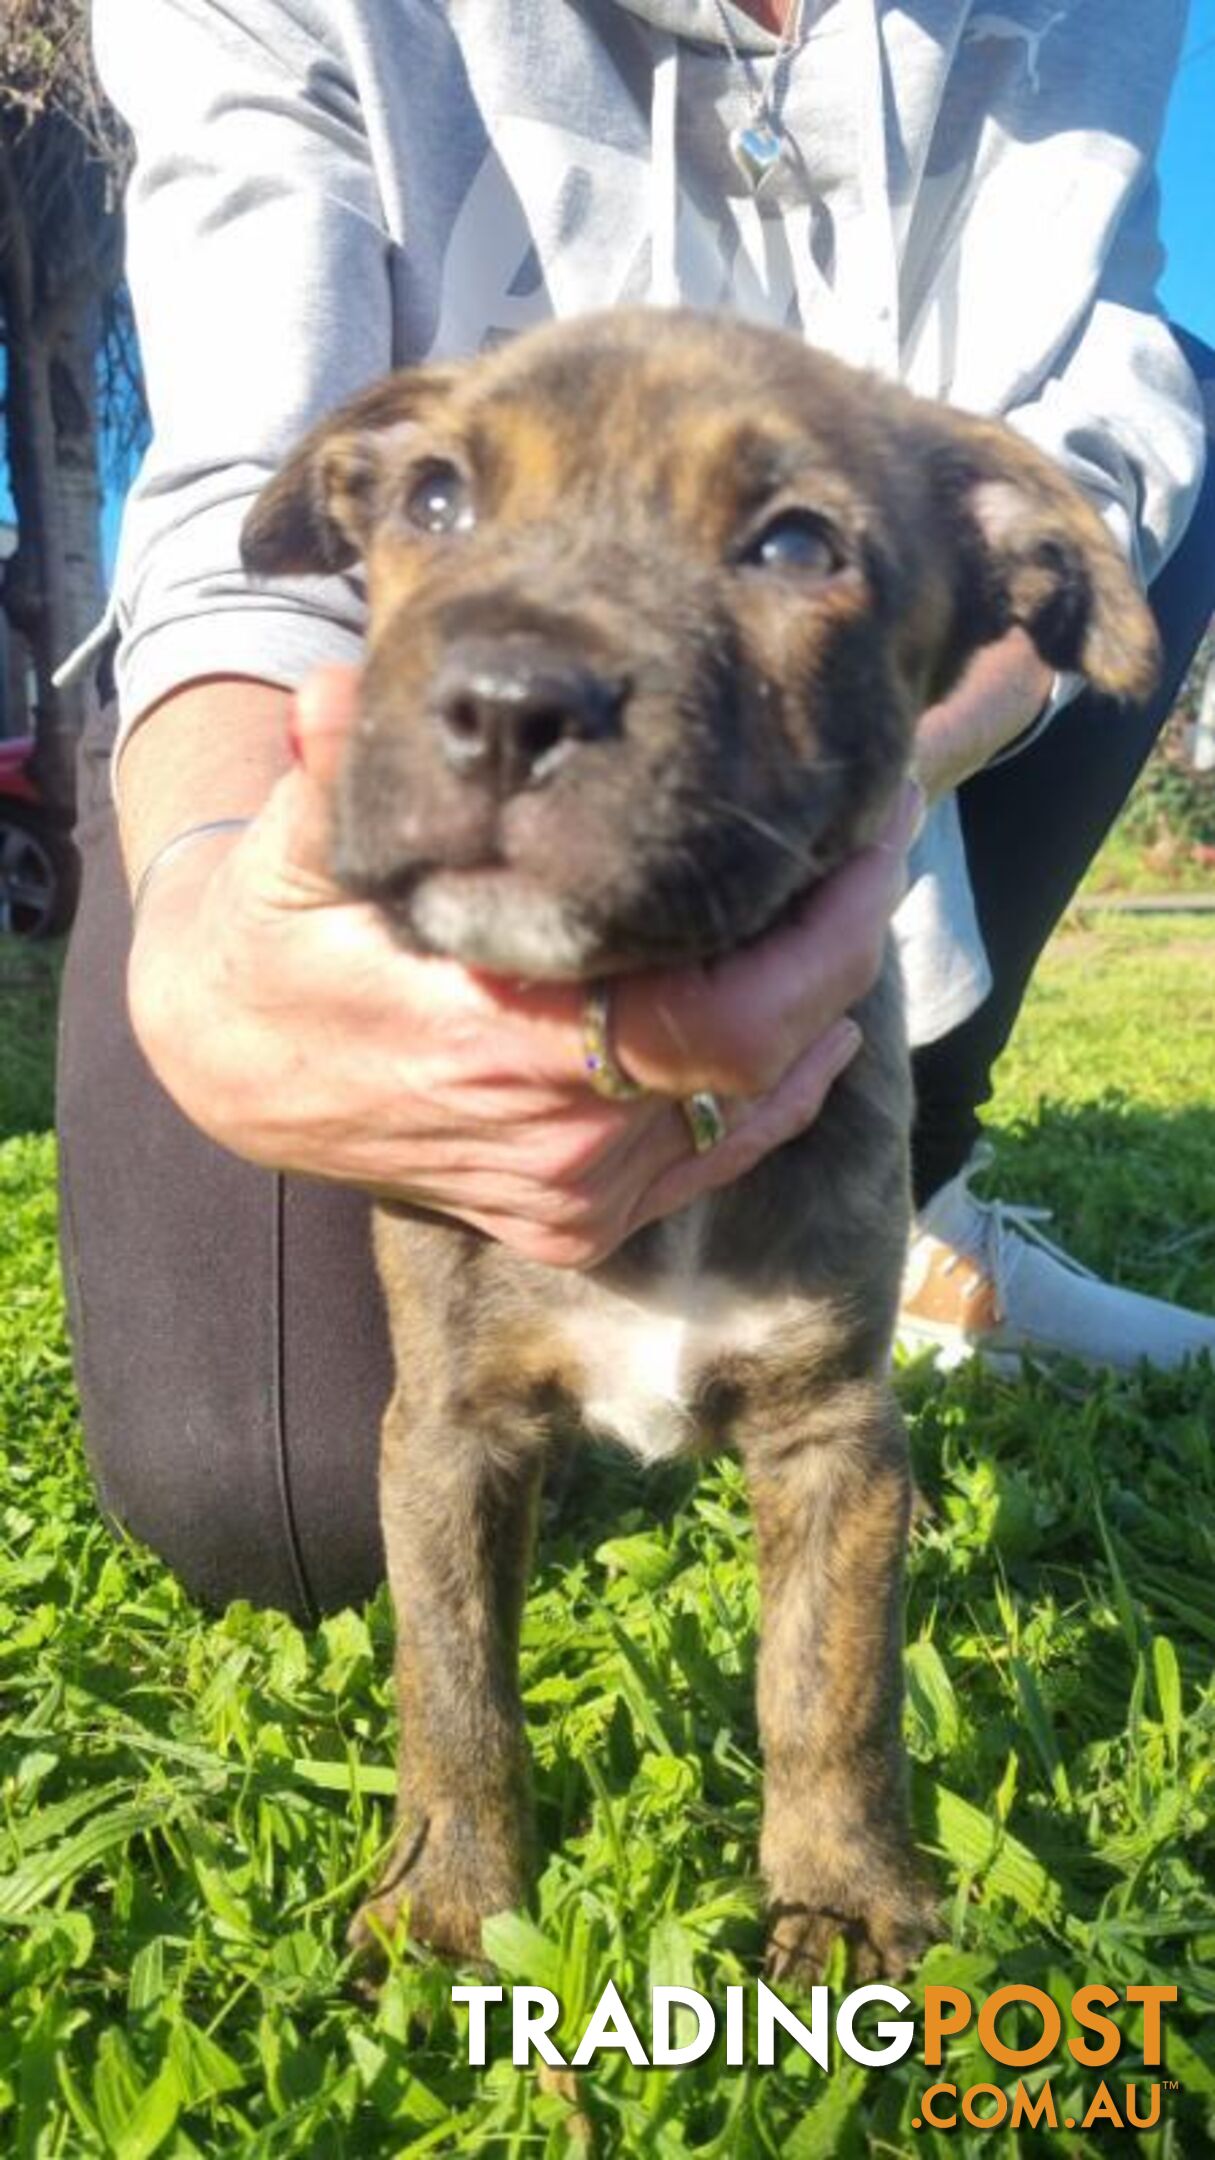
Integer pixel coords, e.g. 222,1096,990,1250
0,918,1213,2157
1079,826,1213,897
0,943,62,1145
1078,673,1215,896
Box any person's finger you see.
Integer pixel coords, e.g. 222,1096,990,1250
399,1083,700,1268
612,783,920,1099
237,664,614,1076
292,663,362,787
446,1027,836,1270
629,1016,864,1230
249,665,365,905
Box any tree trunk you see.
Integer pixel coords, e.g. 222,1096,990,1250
46,293,105,796
54,299,105,653
1,127,110,817
4,329,89,811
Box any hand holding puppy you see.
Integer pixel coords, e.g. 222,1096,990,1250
128,663,917,1269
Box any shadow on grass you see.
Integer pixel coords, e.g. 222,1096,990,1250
0,937,62,1141
902,1100,1215,1970
982,1094,1215,1314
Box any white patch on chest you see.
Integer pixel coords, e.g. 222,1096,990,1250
558,1204,798,1462
575,1306,697,1460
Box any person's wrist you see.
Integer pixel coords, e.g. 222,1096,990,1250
127,829,250,1084
129,823,249,948
914,631,1054,798
116,676,293,884
131,818,254,927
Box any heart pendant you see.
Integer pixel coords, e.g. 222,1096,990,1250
729,118,786,192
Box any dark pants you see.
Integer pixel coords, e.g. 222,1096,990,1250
914,329,1215,1203
57,336,1215,1621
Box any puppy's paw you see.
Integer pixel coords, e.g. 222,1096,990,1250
764,1864,939,1984
348,1806,530,1966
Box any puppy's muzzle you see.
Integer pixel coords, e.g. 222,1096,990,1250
429,636,628,798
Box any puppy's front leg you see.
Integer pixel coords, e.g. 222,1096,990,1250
351,1388,544,1962
740,1381,936,1981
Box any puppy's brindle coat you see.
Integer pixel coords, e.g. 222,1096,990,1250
243,309,1157,1979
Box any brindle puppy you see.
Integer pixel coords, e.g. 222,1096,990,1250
242,309,1157,1980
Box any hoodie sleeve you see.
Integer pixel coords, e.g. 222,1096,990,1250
94,0,392,747
1005,173,1207,593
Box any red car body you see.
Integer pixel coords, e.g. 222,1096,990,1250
0,733,42,808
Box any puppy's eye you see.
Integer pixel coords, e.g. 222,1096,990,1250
740,511,843,577
405,461,475,535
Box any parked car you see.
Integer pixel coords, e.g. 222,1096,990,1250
0,735,80,938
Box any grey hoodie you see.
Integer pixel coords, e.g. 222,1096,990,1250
94,0,1205,1041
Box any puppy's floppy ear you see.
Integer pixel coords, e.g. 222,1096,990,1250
240,365,461,577
924,408,1161,703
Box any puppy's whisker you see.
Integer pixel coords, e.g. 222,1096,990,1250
664,847,731,954
704,797,824,879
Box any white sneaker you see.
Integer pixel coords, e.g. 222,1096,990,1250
898,1146,1215,1374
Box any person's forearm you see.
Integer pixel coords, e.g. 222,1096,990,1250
117,676,295,893
914,628,1054,800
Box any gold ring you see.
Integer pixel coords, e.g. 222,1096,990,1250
582,981,647,1101
681,1090,728,1154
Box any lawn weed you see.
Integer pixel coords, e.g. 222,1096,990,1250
0,920,1211,2154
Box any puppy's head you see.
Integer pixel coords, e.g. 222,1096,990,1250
242,309,1158,977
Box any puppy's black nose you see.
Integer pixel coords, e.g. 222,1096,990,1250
430,643,625,794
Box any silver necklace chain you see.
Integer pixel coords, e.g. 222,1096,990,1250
708,0,811,191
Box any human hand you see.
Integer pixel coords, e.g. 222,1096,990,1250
128,666,921,1268
914,628,1054,800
